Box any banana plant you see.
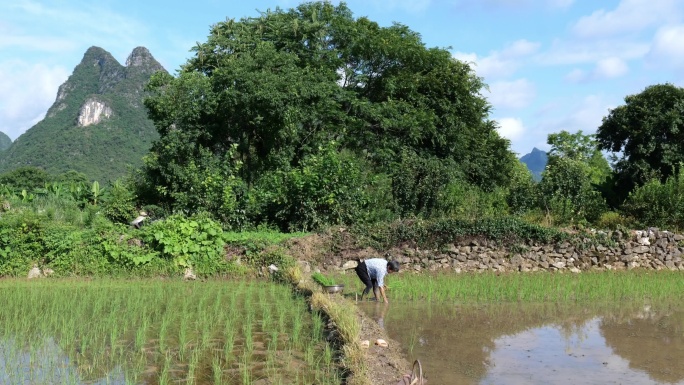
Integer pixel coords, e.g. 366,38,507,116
20,189,34,203
91,181,104,206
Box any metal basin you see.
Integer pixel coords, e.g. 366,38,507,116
323,284,345,294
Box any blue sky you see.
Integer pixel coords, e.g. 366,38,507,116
2,0,684,156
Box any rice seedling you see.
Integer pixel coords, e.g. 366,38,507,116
0,278,342,384
370,270,684,303
212,355,223,384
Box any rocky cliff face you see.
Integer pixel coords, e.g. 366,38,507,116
126,46,164,74
77,97,112,127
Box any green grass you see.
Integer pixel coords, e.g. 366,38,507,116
332,270,684,304
223,230,309,244
0,279,341,385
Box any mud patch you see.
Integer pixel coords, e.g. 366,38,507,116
354,301,412,385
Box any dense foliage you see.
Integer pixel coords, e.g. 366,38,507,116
597,83,684,202
139,1,517,231
0,190,284,277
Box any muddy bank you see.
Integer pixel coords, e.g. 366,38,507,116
353,299,412,385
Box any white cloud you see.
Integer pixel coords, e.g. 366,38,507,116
453,39,540,79
0,35,76,52
540,38,648,66
536,95,614,136
0,61,69,139
571,0,682,39
496,117,526,141
646,24,684,69
1,1,148,56
487,79,536,110
564,68,586,83
565,57,628,83
501,39,541,58
594,57,628,78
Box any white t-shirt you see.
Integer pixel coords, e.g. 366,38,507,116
364,258,388,286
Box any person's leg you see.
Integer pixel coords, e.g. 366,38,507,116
355,261,373,300
371,278,380,301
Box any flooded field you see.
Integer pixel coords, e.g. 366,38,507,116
360,300,684,384
0,279,339,385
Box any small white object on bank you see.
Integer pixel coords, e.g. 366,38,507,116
183,267,196,280
130,211,148,229
27,265,42,279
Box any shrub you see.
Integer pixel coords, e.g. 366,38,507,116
101,179,137,224
437,180,509,220
622,168,684,230
595,211,633,231
390,150,458,218
249,145,372,231
142,214,227,275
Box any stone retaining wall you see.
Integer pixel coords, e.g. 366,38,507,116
323,229,684,273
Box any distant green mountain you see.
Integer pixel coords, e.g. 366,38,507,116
0,132,10,152
0,46,165,181
519,147,547,181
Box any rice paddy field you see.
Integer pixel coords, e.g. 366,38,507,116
333,269,684,303
0,279,340,385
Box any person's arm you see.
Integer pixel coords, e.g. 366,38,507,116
377,268,389,303
379,285,388,303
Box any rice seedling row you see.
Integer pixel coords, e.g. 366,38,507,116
332,270,684,304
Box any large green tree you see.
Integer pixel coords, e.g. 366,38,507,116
597,83,684,201
547,130,611,185
539,131,608,224
141,1,516,228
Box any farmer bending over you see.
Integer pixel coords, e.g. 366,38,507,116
355,258,400,303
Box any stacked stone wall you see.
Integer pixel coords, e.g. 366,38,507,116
323,229,684,273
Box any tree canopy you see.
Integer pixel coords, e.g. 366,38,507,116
597,83,684,200
141,1,516,229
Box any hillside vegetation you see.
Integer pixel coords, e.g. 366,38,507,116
0,47,163,182
0,132,10,152
2,2,684,280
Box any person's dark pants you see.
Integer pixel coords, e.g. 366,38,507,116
355,261,378,299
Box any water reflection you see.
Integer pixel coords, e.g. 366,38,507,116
0,336,124,385
360,301,684,384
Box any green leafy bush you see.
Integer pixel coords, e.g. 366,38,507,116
100,179,137,224
351,217,570,250
595,211,633,231
142,214,227,275
622,168,684,231
0,211,46,276
250,145,372,231
390,150,457,218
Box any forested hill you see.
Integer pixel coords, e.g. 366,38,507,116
0,46,165,181
519,147,548,181
0,132,10,152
